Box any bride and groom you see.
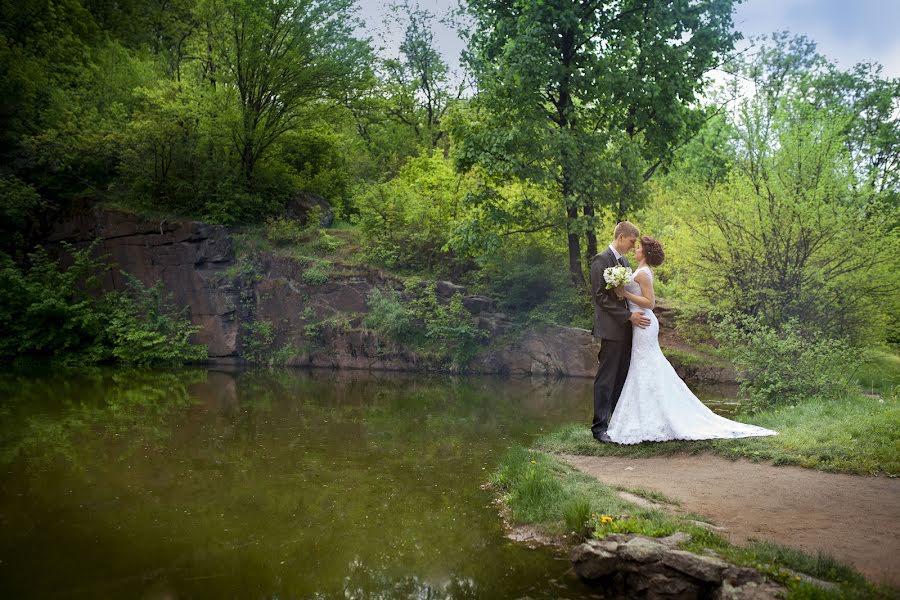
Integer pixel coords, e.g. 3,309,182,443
590,221,776,445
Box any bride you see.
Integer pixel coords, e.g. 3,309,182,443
606,236,777,445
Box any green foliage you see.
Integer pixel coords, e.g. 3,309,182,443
651,35,899,345
854,349,900,396
355,153,474,275
106,273,207,366
0,243,205,366
241,320,276,364
476,243,591,328
209,0,372,187
363,287,418,345
301,262,330,285
0,176,44,254
417,290,486,369
0,244,110,364
364,283,486,370
459,0,740,282
713,313,861,412
265,217,310,246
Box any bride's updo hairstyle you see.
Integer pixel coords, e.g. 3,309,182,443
640,236,665,267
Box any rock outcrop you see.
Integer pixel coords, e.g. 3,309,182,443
48,203,241,358
571,534,786,599
45,204,733,382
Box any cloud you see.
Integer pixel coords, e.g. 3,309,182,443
733,0,900,76
356,0,899,78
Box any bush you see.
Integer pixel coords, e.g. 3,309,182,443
355,154,474,275
265,217,309,246
106,273,207,366
0,243,206,366
242,320,276,364
301,263,330,285
364,283,486,370
417,289,486,369
712,313,861,412
363,287,418,345
478,244,591,328
0,244,110,364
0,177,44,254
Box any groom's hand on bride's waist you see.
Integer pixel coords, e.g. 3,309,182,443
630,312,651,328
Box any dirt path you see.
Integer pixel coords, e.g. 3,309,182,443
560,454,900,586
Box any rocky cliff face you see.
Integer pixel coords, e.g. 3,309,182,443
47,205,734,383
48,204,241,358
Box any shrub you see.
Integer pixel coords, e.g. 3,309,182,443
364,283,486,370
355,154,474,275
265,217,309,246
0,243,206,366
301,263,330,285
242,320,276,364
0,177,44,253
712,313,861,412
0,244,110,364
106,273,207,366
478,244,590,327
417,289,486,370
363,287,418,345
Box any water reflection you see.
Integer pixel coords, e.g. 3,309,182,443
0,368,735,599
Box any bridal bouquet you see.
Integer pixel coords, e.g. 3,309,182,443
603,265,633,289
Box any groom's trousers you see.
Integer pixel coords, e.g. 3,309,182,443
592,336,632,436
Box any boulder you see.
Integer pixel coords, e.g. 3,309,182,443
462,295,496,314
572,534,785,600
284,191,334,227
476,325,600,377
435,280,468,300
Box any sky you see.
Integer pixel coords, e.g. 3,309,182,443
355,0,900,79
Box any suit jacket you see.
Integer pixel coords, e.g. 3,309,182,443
590,248,633,341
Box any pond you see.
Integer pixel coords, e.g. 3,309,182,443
0,368,740,599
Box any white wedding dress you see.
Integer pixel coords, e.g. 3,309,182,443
606,267,777,444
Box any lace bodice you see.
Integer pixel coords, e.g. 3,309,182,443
625,266,652,313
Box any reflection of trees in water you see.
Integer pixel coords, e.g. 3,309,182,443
342,558,479,599
0,368,206,472
0,367,593,599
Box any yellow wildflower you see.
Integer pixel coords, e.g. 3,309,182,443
600,515,613,524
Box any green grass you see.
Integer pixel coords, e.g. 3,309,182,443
616,486,681,506
539,394,900,475
660,346,712,366
491,447,896,599
855,348,900,396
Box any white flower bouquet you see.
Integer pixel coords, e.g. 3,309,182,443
603,265,633,290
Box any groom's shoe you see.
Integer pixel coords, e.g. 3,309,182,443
594,432,613,443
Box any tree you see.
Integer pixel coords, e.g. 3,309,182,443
661,36,899,342
213,0,372,185
381,1,464,150
457,0,739,285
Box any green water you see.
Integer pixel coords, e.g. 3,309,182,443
0,368,738,599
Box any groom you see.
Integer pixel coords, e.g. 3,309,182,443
590,221,650,443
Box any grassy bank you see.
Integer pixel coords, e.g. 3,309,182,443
491,447,895,599
538,392,899,476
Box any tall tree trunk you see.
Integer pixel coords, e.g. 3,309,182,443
562,166,585,286
583,203,598,259
567,204,584,287
241,144,255,185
